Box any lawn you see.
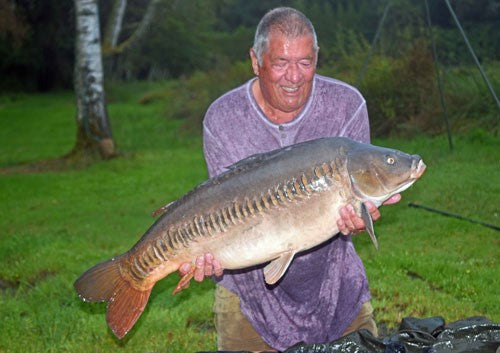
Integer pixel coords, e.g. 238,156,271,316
0,86,498,352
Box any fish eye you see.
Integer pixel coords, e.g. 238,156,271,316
386,157,395,165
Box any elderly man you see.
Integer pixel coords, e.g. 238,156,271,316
180,7,400,352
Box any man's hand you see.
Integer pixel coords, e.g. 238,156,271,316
178,253,223,285
337,194,401,235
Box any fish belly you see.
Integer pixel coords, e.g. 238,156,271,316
204,190,347,269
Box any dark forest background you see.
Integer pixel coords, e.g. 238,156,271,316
1,0,498,135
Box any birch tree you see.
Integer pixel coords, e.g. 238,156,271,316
73,0,116,159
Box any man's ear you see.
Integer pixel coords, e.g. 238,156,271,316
249,48,259,76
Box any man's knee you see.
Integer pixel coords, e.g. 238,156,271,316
213,285,275,351
342,301,378,337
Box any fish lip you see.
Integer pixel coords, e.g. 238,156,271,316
411,159,426,179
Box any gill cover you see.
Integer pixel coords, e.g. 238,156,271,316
347,144,419,204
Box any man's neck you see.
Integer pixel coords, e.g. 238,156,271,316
251,80,299,124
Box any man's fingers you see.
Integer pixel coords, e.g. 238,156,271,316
383,193,401,205
338,207,353,234
211,257,223,277
337,196,400,237
364,201,381,222
193,256,205,282
179,253,223,282
204,253,214,277
338,204,375,235
179,262,191,276
337,218,348,235
338,205,363,234
346,204,365,230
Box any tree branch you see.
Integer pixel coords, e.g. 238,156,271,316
102,0,127,51
103,0,160,56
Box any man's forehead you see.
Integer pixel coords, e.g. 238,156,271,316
266,33,316,58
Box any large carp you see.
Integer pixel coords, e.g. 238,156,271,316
74,137,426,338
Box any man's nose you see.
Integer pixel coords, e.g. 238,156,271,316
285,63,302,83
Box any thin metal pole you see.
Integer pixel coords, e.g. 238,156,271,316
424,0,453,151
356,2,391,88
444,0,500,110
408,203,500,231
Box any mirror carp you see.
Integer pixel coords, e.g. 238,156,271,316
74,136,426,338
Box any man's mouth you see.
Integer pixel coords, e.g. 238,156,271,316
281,86,299,93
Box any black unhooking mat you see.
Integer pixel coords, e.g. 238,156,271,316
199,316,500,353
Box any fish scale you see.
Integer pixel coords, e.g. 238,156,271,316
74,136,426,339
158,168,327,260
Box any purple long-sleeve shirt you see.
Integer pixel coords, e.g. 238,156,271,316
202,74,371,351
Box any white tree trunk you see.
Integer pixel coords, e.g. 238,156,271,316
74,0,115,159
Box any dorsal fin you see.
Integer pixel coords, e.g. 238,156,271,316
151,201,176,217
226,146,294,172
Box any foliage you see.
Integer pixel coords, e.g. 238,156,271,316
0,0,74,92
2,0,494,136
433,23,500,66
139,60,254,132
0,89,498,352
319,34,499,137
360,40,441,136
1,0,498,91
110,0,219,80
443,65,500,134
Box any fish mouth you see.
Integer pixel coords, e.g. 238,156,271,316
384,158,426,200
411,159,426,179
388,158,426,196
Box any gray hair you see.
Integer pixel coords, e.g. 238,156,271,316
253,7,319,65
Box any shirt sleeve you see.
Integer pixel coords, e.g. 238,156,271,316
339,99,371,144
202,120,233,178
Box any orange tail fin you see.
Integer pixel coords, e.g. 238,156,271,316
74,256,152,338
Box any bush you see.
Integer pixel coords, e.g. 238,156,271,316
359,40,443,136
139,61,254,133
322,39,499,137
443,65,499,135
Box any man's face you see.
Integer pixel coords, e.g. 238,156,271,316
251,32,317,115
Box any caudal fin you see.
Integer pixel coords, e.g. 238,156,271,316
74,256,152,338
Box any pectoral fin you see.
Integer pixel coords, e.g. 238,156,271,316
361,203,379,250
263,250,296,285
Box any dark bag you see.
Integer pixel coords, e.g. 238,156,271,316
285,316,499,353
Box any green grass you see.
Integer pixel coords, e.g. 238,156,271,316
0,87,498,352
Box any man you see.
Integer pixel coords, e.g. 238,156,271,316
180,7,400,352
